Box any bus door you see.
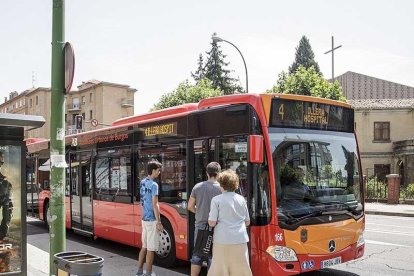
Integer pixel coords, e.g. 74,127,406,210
187,138,216,259
218,136,248,198
70,151,93,234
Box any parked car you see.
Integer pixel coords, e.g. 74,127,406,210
27,183,40,211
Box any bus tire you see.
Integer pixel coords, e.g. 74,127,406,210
44,201,50,228
155,218,176,267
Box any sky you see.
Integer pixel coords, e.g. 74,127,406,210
1,0,413,115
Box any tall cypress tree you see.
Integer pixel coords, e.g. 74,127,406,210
204,35,242,95
191,54,205,82
289,36,321,75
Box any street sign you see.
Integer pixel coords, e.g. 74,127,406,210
64,42,75,94
91,119,98,127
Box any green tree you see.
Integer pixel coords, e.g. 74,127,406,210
267,66,346,101
191,54,205,82
289,36,321,75
152,78,222,110
204,36,243,95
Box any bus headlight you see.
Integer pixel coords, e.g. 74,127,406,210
266,245,298,262
357,231,365,248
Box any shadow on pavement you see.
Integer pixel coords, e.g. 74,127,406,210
27,218,190,275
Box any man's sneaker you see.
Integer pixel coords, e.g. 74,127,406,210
145,272,156,276
135,271,144,276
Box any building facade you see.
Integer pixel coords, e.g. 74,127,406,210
349,99,414,186
0,80,136,139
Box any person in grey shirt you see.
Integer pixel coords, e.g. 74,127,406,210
188,162,222,276
208,169,252,276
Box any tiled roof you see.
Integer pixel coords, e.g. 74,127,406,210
348,99,414,109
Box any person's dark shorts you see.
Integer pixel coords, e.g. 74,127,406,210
190,223,212,267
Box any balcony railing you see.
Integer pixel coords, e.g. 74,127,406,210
67,103,81,111
66,125,84,135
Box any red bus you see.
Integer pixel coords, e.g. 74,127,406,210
26,93,365,275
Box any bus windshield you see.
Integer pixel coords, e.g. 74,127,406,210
269,128,363,228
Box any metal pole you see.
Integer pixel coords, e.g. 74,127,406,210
331,36,334,81
50,0,66,274
222,40,248,93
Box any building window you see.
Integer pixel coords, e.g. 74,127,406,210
374,164,390,182
374,122,390,141
90,93,93,102
30,98,32,107
89,110,93,120
82,96,86,104
73,98,80,109
65,114,67,122
82,112,85,119
36,96,38,105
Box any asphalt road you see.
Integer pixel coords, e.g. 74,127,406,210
27,214,414,276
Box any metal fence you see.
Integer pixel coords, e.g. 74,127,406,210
365,168,388,200
365,168,414,201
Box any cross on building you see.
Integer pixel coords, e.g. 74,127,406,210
324,36,342,81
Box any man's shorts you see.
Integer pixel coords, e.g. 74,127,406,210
142,220,159,251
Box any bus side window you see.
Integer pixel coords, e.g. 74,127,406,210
251,162,271,226
94,157,110,200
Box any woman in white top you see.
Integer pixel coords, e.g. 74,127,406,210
208,169,252,276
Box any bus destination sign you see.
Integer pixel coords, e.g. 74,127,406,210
143,122,177,137
270,98,354,132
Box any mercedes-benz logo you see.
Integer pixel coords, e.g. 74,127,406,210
328,240,336,252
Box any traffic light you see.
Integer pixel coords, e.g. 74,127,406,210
75,115,83,130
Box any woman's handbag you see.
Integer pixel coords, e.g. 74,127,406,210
193,225,214,257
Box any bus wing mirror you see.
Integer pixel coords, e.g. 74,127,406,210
248,135,264,163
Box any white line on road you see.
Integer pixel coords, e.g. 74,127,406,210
367,215,414,221
366,223,414,229
365,239,412,248
366,229,414,237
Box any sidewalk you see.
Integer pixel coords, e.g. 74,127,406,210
28,243,49,276
365,202,414,217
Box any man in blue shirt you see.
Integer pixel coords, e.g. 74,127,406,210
136,160,163,276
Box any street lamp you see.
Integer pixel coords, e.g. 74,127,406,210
212,34,248,93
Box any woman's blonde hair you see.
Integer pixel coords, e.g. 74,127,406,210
218,169,239,192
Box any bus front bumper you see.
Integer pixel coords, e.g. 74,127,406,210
258,242,365,275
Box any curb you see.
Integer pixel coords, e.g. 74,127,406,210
365,210,414,218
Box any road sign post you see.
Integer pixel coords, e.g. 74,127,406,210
50,0,67,273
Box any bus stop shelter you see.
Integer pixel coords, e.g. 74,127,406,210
0,113,45,276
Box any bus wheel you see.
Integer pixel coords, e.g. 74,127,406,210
44,201,50,228
155,218,176,267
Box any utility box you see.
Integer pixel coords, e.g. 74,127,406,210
54,251,104,276
0,113,45,276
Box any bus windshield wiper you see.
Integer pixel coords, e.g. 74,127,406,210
313,201,360,215
284,210,324,225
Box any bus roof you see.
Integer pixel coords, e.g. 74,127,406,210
26,93,351,148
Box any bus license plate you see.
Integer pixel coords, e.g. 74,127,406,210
321,257,341,268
